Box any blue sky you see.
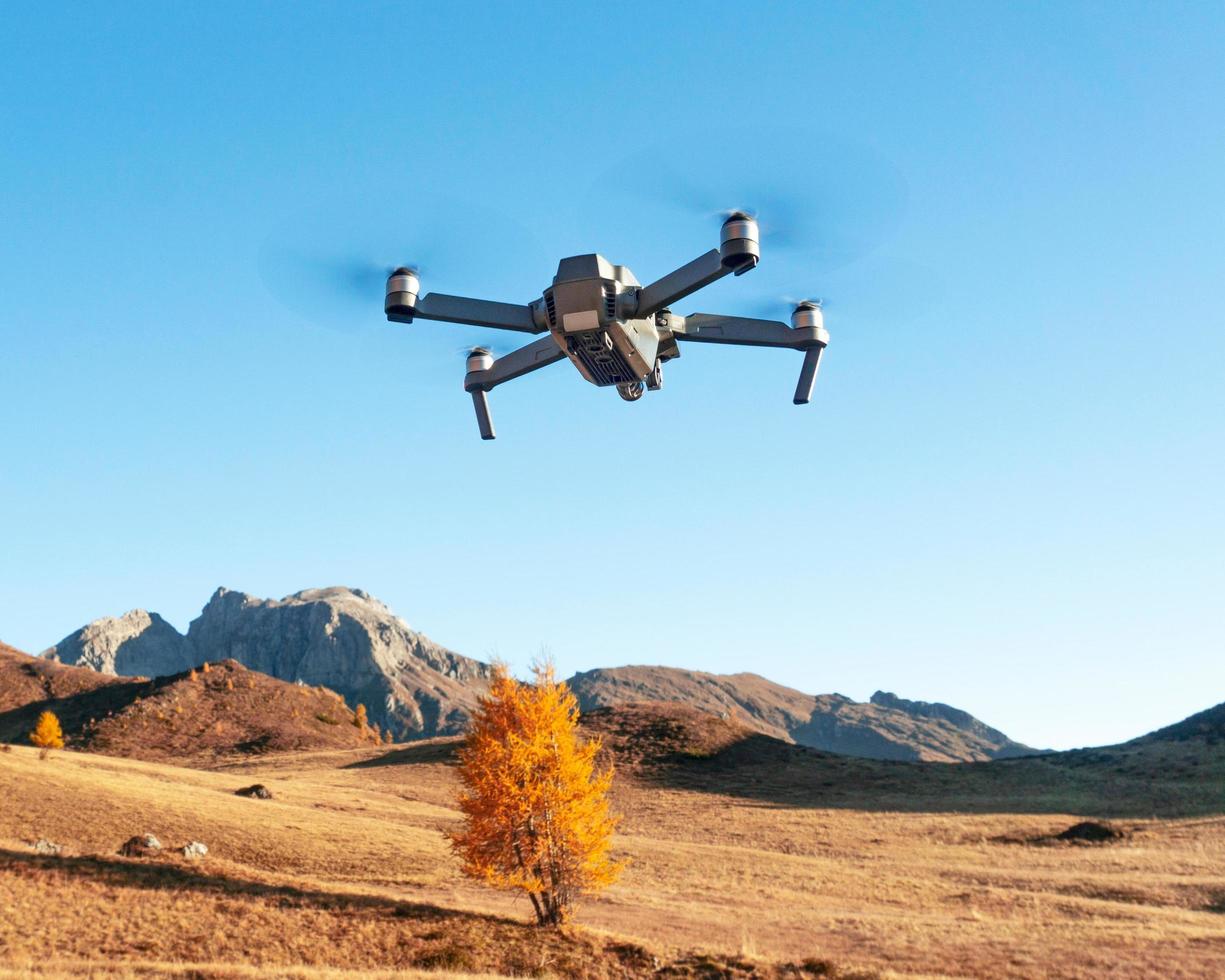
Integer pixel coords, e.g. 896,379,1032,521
2,1,1222,750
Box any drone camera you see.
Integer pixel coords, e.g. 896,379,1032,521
719,212,760,275
385,267,420,323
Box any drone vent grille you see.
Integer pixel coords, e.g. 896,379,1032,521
544,290,557,328
571,330,633,386
603,284,617,321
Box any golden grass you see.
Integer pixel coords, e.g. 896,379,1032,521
2,741,1224,978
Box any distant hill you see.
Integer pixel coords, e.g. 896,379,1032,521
580,699,1225,817
40,587,1040,760
567,665,1039,762
42,587,491,740
0,640,122,712
1,644,380,764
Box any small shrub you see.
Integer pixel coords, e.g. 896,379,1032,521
316,713,339,726
30,711,64,750
414,944,476,972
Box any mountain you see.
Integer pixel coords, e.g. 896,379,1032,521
37,589,1034,759
1,643,382,763
567,666,1038,762
41,587,491,740
578,698,1225,817
1,640,122,712
42,610,196,676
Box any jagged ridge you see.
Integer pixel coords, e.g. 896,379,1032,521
41,587,491,740
568,666,1039,762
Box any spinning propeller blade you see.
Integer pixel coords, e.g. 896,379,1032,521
257,195,544,335
592,128,909,274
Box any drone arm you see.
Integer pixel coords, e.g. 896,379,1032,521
671,312,830,404
461,336,566,441
633,213,762,318
411,293,546,333
463,336,566,393
633,250,731,319
672,313,814,348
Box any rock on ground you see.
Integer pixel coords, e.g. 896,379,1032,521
118,833,162,857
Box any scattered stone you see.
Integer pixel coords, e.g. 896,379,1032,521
32,839,62,855
1056,820,1125,843
235,783,273,799
118,833,162,857
180,840,208,858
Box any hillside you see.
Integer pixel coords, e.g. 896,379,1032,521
568,665,1038,762
2,708,1223,978
1,646,380,764
580,700,1225,817
41,589,1046,762
0,641,122,712
42,586,492,741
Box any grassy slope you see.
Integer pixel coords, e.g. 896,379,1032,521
3,709,1224,979
0,651,382,763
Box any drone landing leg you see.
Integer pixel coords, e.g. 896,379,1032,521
793,346,824,404
470,390,496,440
462,336,567,440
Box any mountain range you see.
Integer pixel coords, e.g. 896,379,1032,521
30,585,1037,760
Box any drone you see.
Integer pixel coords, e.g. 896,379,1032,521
383,212,829,440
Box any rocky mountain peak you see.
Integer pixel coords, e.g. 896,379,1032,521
42,586,491,740
569,666,1040,762
41,609,195,677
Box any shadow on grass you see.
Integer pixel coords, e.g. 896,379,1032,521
624,733,1225,818
340,712,1225,819
343,739,460,769
0,847,509,927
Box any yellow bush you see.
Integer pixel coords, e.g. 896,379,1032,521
449,661,623,925
30,711,64,750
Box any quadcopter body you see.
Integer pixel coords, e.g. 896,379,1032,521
384,212,829,439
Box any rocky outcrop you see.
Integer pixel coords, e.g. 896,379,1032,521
183,587,490,739
568,666,1040,763
41,587,491,741
41,611,195,677
869,690,1034,759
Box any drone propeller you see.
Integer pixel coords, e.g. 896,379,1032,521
591,129,908,274
745,295,826,322
257,195,545,335
454,342,510,359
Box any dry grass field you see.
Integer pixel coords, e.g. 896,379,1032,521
2,703,1224,979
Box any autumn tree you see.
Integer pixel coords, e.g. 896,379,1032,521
29,711,64,750
354,703,368,729
449,661,622,926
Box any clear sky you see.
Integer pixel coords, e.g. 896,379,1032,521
2,1,1222,750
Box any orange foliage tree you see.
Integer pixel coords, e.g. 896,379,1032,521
354,703,368,729
29,710,64,749
449,661,623,925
